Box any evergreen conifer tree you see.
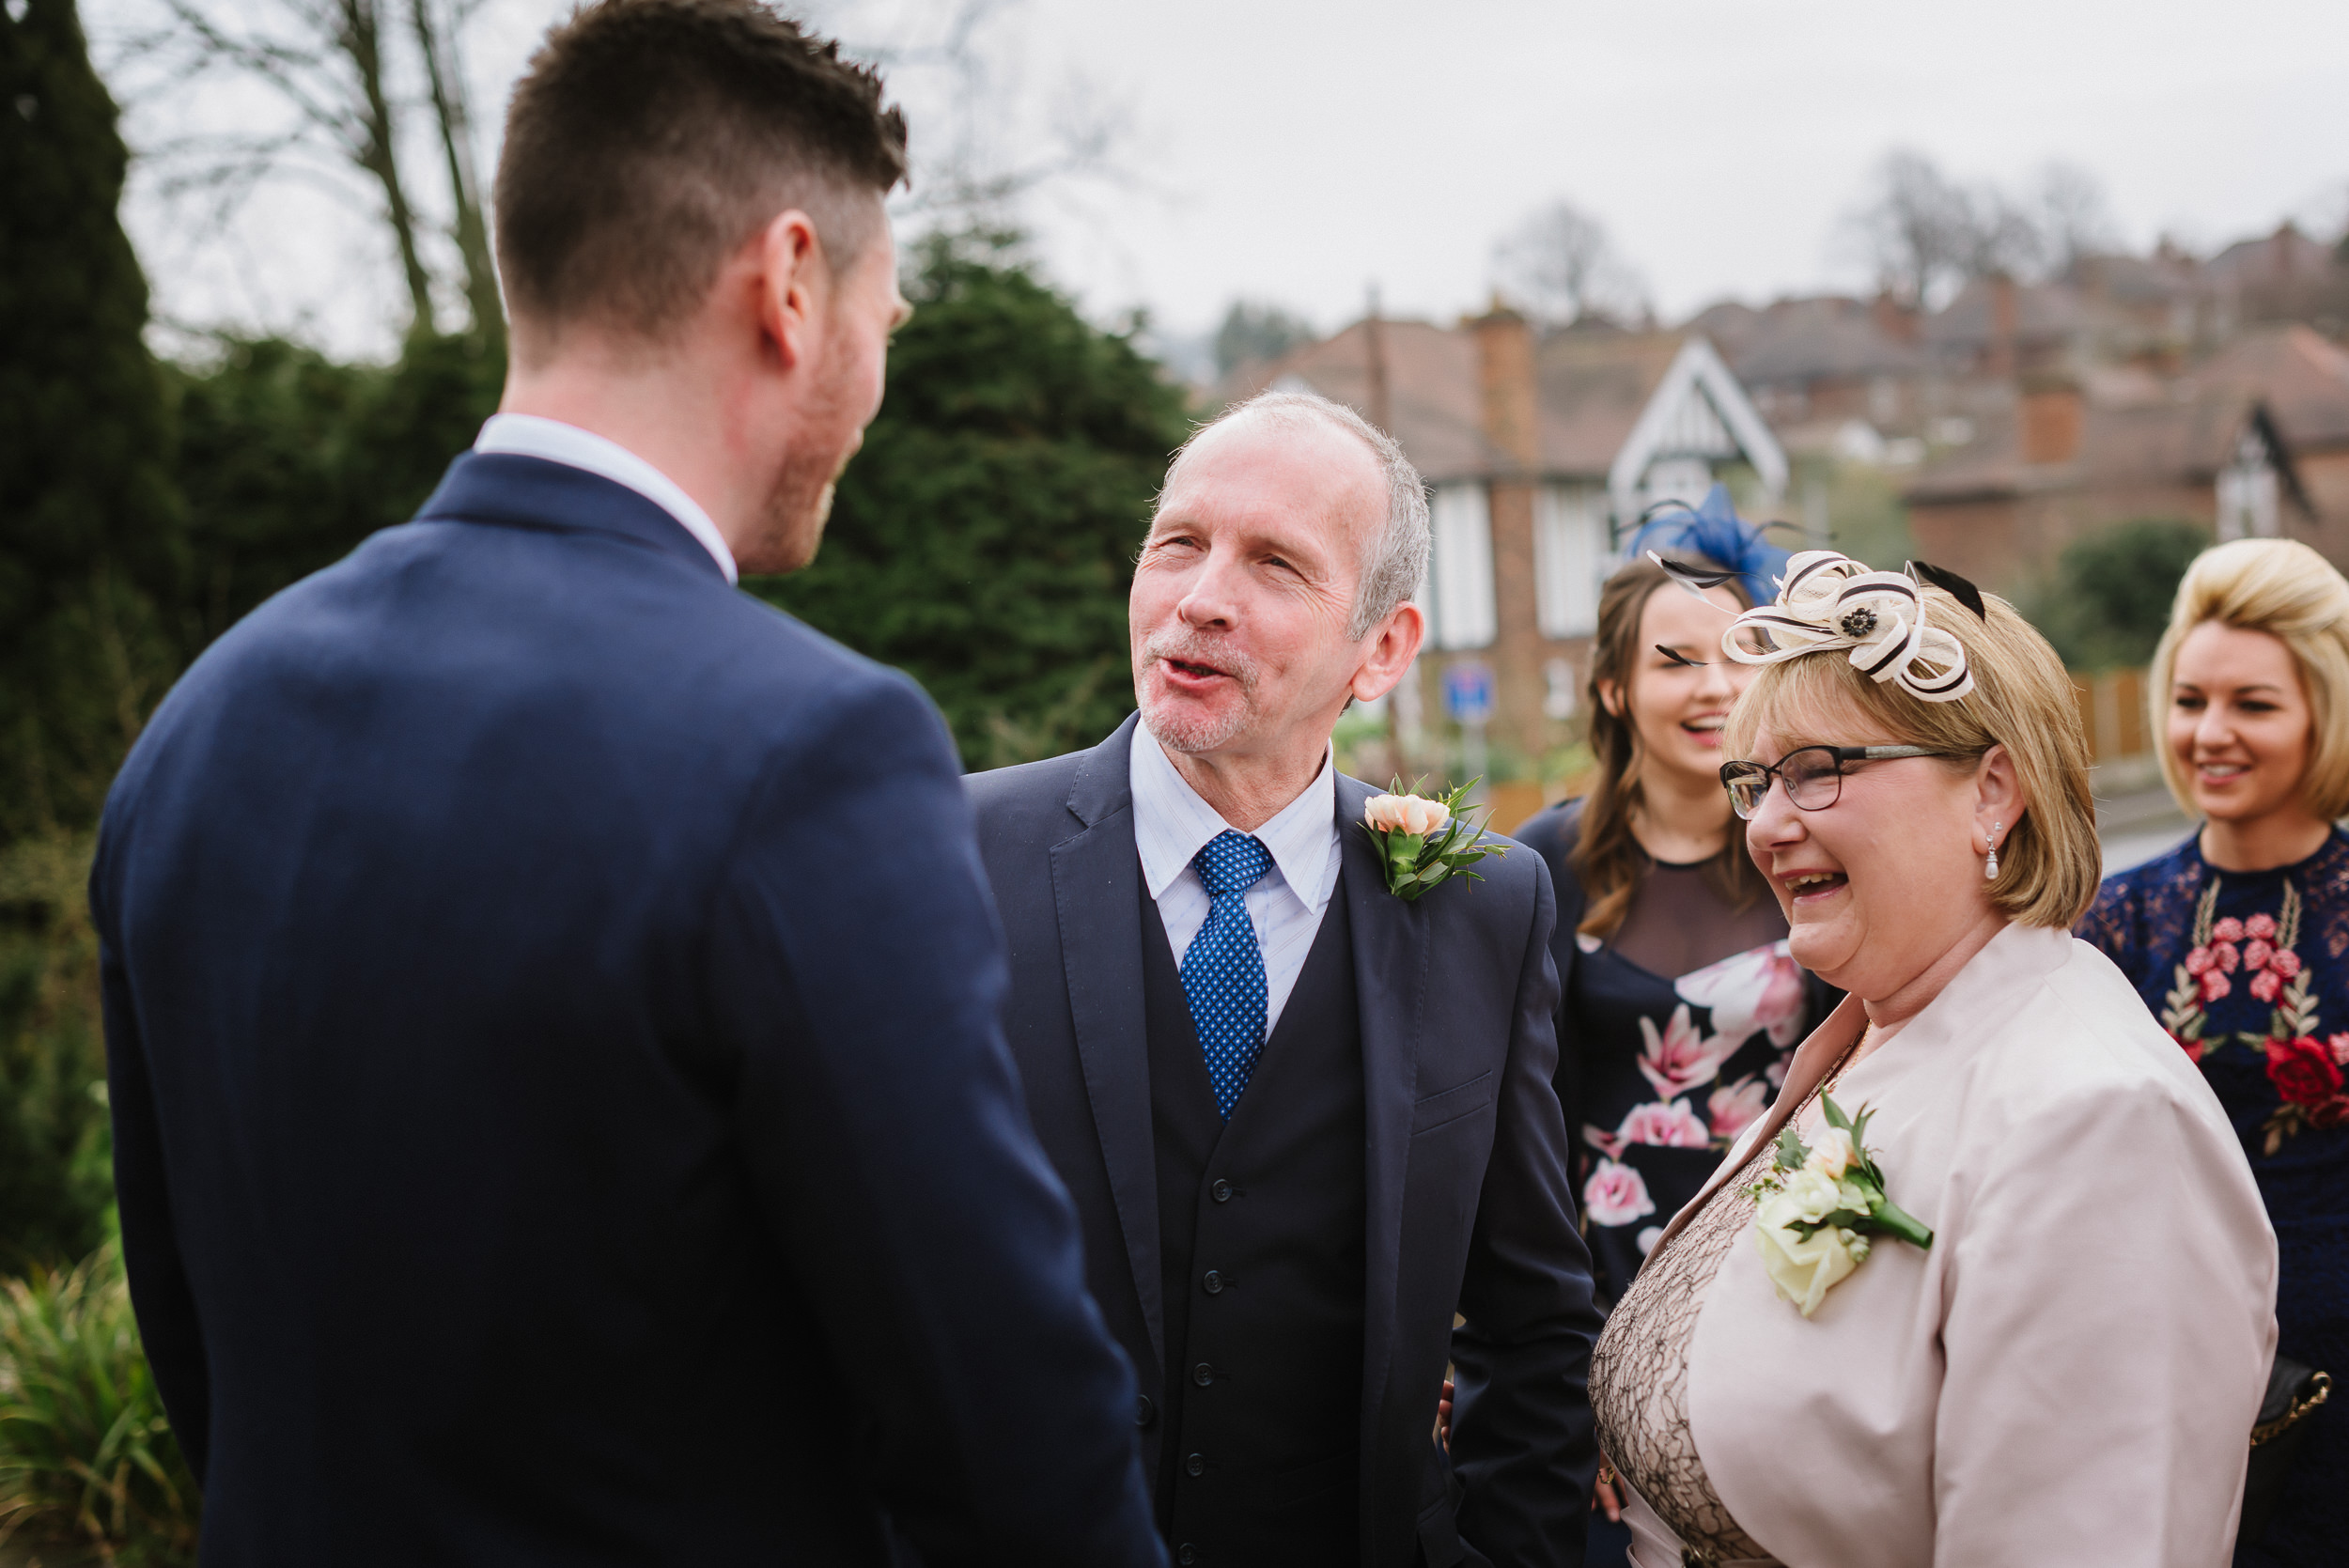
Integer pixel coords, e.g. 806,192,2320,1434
0,0,183,1264
0,0,183,839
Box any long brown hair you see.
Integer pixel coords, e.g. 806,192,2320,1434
1572,555,1766,939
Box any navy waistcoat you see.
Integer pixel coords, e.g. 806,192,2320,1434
1143,886,1365,1568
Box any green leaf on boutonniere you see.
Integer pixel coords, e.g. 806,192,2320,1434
1359,777,1510,903
1752,1095,1933,1315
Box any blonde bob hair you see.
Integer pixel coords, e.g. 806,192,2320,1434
1721,585,2102,929
2150,537,2349,821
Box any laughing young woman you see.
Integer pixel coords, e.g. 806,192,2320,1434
2079,537,2349,1567
1589,551,2275,1567
1515,501,1839,1563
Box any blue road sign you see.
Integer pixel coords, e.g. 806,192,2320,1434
1442,660,1495,725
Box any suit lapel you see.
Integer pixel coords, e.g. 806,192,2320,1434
1334,775,1428,1452
1048,714,1166,1369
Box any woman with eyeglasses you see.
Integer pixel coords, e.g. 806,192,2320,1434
1585,551,2274,1567
2078,538,2349,1567
1513,493,1838,1563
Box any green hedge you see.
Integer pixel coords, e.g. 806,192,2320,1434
0,1245,198,1562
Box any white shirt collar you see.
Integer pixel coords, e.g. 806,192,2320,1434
1128,721,1339,912
474,413,738,583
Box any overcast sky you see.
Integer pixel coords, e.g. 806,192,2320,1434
108,0,2349,360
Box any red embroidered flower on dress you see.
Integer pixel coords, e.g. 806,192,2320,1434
2202,969,2233,1002
2214,917,2246,943
2272,950,2303,980
2252,969,2285,1003
2246,913,2279,940
2266,1036,2345,1109
2331,1034,2349,1067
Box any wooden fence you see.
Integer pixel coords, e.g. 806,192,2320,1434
2072,667,2155,766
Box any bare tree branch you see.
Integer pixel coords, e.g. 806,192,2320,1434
1491,199,1648,326
409,0,499,343
105,0,475,340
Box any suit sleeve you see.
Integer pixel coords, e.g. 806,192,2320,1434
1511,807,1590,1185
1450,858,1607,1568
705,673,1163,1568
92,846,213,1483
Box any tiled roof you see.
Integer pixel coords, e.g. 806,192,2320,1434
1533,327,1688,475
1922,277,2084,353
2205,225,2338,288
1904,391,2258,504
1219,319,1489,482
1683,295,1924,385
1224,318,1694,485
2184,326,2349,451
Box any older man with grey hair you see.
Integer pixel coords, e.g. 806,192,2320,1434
968,388,1605,1568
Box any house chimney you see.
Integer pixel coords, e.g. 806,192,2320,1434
1871,289,1918,344
1364,284,1392,437
1469,300,1545,772
1985,273,2018,380
2019,373,2084,465
1472,300,1539,469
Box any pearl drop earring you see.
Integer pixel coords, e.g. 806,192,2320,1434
1984,821,2002,879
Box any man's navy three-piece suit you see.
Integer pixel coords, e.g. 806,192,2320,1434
969,715,1604,1568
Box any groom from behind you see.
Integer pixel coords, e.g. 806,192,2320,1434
969,391,1604,1568
90,4,1161,1563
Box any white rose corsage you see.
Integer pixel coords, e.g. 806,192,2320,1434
1744,1094,1933,1317
1360,779,1507,903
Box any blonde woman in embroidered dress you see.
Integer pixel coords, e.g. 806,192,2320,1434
2077,538,2349,1566
1588,551,2278,1568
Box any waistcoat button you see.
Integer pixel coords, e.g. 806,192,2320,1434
1210,1178,1234,1202
1135,1394,1156,1428
1178,1546,1198,1565
1202,1269,1223,1294
1192,1361,1215,1387
1187,1452,1206,1476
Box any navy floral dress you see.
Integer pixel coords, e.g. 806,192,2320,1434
2081,829,2349,1567
1516,800,1840,1305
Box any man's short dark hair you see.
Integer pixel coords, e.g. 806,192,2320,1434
495,0,907,347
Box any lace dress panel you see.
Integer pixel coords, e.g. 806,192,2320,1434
1588,1121,1784,1566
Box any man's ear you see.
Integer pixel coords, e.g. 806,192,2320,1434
1350,602,1426,704
753,210,824,371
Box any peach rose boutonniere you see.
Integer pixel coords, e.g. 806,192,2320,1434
1744,1094,1933,1317
1361,779,1508,903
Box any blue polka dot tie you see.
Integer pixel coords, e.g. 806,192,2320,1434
1182,831,1273,1120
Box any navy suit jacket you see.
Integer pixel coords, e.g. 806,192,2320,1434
967,717,1603,1568
90,453,1164,1567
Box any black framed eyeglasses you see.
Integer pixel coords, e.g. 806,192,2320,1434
1718,745,1970,820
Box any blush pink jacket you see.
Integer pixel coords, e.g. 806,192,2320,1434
1621,922,2278,1568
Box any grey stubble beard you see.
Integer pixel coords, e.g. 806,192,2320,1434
1135,627,1262,755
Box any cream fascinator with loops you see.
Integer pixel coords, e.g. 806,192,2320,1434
1712,550,1983,704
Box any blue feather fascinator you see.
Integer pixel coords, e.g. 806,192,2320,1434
1625,484,1791,609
